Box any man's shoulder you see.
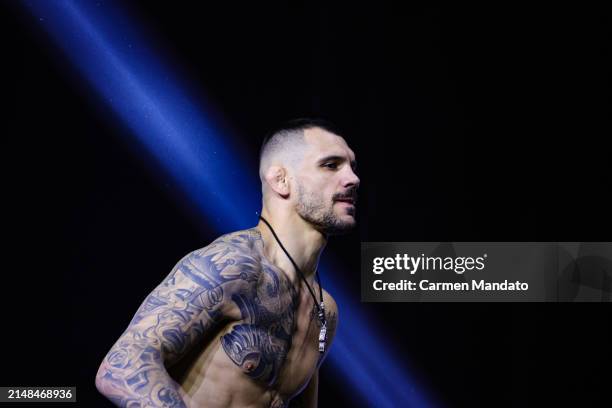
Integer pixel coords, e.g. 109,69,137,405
190,227,262,256
209,228,263,251
321,288,339,338
321,288,338,315
176,228,263,288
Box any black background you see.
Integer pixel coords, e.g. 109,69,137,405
4,1,611,407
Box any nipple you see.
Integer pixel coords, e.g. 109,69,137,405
240,352,261,374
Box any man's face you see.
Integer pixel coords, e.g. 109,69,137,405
293,127,360,235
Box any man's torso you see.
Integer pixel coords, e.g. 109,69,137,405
167,229,337,407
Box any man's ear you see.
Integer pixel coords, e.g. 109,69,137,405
264,166,290,198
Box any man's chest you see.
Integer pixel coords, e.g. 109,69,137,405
220,267,321,387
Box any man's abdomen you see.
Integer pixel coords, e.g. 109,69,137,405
177,328,318,407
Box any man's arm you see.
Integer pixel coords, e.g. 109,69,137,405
290,369,318,408
95,243,257,407
291,291,339,408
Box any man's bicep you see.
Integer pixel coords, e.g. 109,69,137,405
122,250,233,363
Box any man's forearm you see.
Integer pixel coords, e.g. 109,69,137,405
96,336,188,408
96,358,187,407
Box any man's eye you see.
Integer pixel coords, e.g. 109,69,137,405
323,162,338,169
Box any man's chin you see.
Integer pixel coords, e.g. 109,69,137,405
324,216,356,236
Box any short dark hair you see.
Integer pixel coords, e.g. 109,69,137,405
259,118,342,161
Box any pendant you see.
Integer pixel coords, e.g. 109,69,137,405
318,301,327,353
318,322,327,353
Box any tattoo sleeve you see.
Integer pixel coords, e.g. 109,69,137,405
95,240,259,407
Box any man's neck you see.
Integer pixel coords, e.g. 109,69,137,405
256,209,327,285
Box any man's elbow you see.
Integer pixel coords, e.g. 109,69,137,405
95,359,114,398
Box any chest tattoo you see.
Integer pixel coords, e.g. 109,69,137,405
221,264,298,385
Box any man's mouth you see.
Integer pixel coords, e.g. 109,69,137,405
334,196,356,205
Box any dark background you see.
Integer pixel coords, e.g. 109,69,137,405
4,2,611,407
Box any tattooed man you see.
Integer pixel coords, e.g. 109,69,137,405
95,119,360,407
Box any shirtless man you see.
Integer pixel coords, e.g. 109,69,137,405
95,119,360,407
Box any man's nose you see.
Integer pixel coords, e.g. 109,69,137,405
342,166,360,189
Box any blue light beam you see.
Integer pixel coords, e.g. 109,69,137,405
23,0,261,232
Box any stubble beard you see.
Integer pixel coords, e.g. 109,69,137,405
295,182,356,236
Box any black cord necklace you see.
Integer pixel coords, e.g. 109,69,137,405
259,216,328,353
